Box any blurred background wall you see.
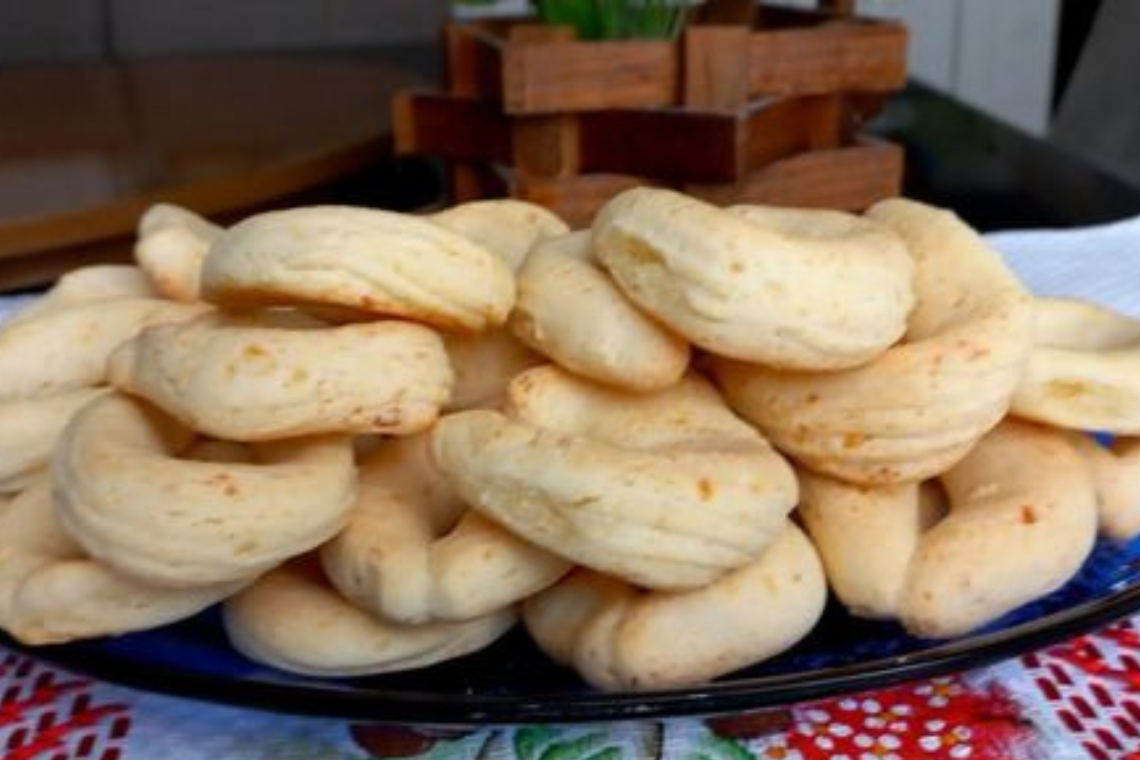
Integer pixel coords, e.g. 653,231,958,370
0,0,450,62
1,0,1132,183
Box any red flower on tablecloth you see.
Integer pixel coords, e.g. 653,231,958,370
1023,619,1140,760
0,651,131,760
708,675,1036,760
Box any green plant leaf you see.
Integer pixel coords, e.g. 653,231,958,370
533,0,686,39
535,0,604,38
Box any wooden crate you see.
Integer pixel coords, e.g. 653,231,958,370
444,7,906,113
453,136,903,228
394,4,908,223
396,90,887,183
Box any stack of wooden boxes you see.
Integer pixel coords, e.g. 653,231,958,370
394,3,908,225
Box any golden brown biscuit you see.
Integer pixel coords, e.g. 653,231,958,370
0,388,106,493
223,560,515,676
0,476,241,645
442,328,543,412
135,203,223,302
511,231,689,391
1012,297,1140,433
432,366,797,590
54,393,357,587
592,188,913,369
8,265,159,325
200,206,516,332
799,420,1098,638
716,198,1033,485
429,199,569,273
524,523,825,691
321,433,570,624
108,311,452,441
1068,433,1140,540
0,298,209,402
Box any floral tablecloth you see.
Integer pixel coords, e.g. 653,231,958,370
5,622,1140,760
4,214,1140,760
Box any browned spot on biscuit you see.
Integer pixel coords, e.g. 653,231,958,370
697,477,715,501
1021,505,1037,524
1046,380,1089,400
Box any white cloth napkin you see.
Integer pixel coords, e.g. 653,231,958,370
987,214,1140,317
0,293,34,322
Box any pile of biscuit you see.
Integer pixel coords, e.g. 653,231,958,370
2,187,1139,692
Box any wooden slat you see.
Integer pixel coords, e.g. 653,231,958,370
446,15,905,114
507,24,576,44
686,137,904,209
744,95,843,172
502,40,677,114
445,23,503,99
487,136,903,224
396,90,888,183
683,25,751,109
748,22,907,96
512,114,581,178
393,91,510,163
511,172,654,228
818,0,857,16
579,109,743,182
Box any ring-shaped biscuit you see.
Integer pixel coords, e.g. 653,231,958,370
108,311,453,441
321,433,571,624
0,298,209,402
591,187,914,369
715,198,1034,485
798,420,1098,638
429,199,569,273
200,206,515,332
442,328,543,411
8,265,159,325
1067,433,1140,540
135,203,223,302
431,366,798,590
223,560,515,676
1012,297,1140,433
0,477,242,645
523,523,825,691
510,231,690,391
53,393,357,588
0,388,106,493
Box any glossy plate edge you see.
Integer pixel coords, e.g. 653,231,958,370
5,579,1140,725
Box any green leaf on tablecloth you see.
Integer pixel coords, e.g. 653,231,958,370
515,726,557,760
536,732,608,760
679,733,756,760
579,747,623,760
483,724,664,760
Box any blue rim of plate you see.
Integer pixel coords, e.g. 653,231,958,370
6,535,1140,725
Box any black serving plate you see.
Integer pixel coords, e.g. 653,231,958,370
7,535,1140,725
